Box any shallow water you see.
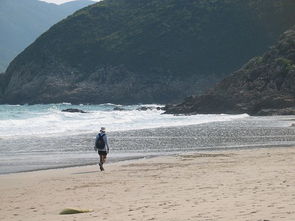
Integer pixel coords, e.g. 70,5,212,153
0,103,247,138
1,114,295,174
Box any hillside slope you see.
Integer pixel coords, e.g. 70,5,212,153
1,0,295,104
0,0,94,72
165,26,295,115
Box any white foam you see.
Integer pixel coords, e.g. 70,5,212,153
0,104,249,138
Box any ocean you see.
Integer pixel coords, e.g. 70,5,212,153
1,103,295,174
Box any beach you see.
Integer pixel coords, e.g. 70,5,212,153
1,112,295,174
1,146,295,221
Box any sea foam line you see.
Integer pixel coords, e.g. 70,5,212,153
0,104,249,138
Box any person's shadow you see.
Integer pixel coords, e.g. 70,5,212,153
72,170,100,175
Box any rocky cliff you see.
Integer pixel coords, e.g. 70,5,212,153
165,26,295,116
1,0,295,104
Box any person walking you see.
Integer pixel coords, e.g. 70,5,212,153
95,127,109,171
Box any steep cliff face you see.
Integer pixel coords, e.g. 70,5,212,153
0,73,5,100
2,0,295,104
165,27,295,115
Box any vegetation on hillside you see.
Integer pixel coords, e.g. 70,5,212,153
0,0,94,72
165,26,295,115
3,0,295,104
11,0,295,76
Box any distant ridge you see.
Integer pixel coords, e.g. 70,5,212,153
1,0,295,104
165,26,295,116
0,0,95,72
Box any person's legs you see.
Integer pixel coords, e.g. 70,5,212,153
99,154,104,164
98,153,107,171
102,155,107,163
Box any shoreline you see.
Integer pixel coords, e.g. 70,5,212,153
1,146,295,220
0,154,153,176
1,114,295,174
2,142,295,176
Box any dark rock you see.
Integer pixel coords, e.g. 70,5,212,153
61,108,87,113
256,108,295,116
0,73,4,93
113,107,126,111
136,106,154,111
165,26,295,116
0,73,7,101
136,106,164,111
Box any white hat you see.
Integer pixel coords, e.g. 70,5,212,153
100,127,106,131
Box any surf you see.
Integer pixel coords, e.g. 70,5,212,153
0,104,249,138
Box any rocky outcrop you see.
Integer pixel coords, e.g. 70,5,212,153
0,73,7,102
1,0,295,105
2,63,216,104
61,108,87,113
113,107,126,111
136,106,163,111
165,27,295,116
0,76,3,102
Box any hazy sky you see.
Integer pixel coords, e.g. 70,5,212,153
40,0,100,5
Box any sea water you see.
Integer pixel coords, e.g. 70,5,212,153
1,104,295,174
0,103,248,138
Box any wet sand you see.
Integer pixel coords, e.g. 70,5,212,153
1,146,295,221
2,115,295,174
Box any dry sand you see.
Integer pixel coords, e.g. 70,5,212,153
1,147,295,221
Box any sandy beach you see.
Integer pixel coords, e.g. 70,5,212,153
1,147,295,221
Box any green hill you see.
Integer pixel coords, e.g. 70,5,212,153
165,26,295,115
0,0,95,72
1,0,295,104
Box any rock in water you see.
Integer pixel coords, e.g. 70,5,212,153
136,107,154,111
165,26,295,116
136,106,164,111
113,107,126,111
62,108,87,113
